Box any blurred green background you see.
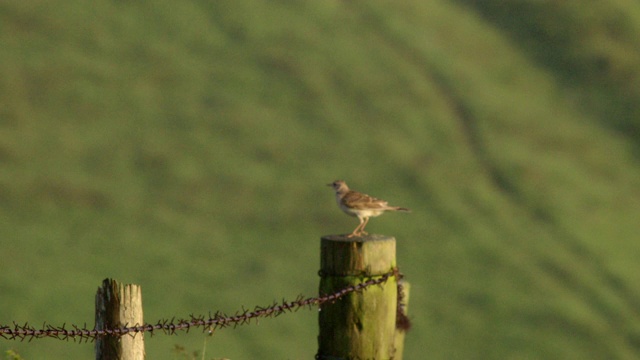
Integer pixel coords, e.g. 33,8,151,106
2,1,640,359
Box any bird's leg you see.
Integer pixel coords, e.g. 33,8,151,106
357,217,370,236
347,228,360,238
348,217,365,238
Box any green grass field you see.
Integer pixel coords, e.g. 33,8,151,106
2,1,640,359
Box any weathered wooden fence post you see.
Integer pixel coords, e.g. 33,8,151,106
95,279,145,360
318,234,399,359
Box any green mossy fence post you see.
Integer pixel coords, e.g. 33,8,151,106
318,234,400,359
95,279,145,360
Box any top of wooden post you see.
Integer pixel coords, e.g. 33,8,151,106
95,279,145,360
320,234,396,276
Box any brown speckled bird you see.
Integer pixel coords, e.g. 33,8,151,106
328,180,410,237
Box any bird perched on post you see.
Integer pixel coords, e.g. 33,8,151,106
327,180,410,237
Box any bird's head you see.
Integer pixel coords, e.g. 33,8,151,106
327,180,349,193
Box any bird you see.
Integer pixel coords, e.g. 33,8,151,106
327,180,410,237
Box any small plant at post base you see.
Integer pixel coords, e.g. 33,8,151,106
172,341,229,360
5,349,25,360
172,344,199,360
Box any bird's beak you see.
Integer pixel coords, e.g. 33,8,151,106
326,183,333,186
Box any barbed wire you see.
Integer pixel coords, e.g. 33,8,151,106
0,267,405,343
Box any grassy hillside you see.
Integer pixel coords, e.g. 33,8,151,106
1,1,640,359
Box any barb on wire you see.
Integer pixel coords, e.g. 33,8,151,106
0,267,403,342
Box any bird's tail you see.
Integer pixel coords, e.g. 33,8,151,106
392,207,411,213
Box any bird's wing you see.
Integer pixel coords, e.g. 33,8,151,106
342,191,389,209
